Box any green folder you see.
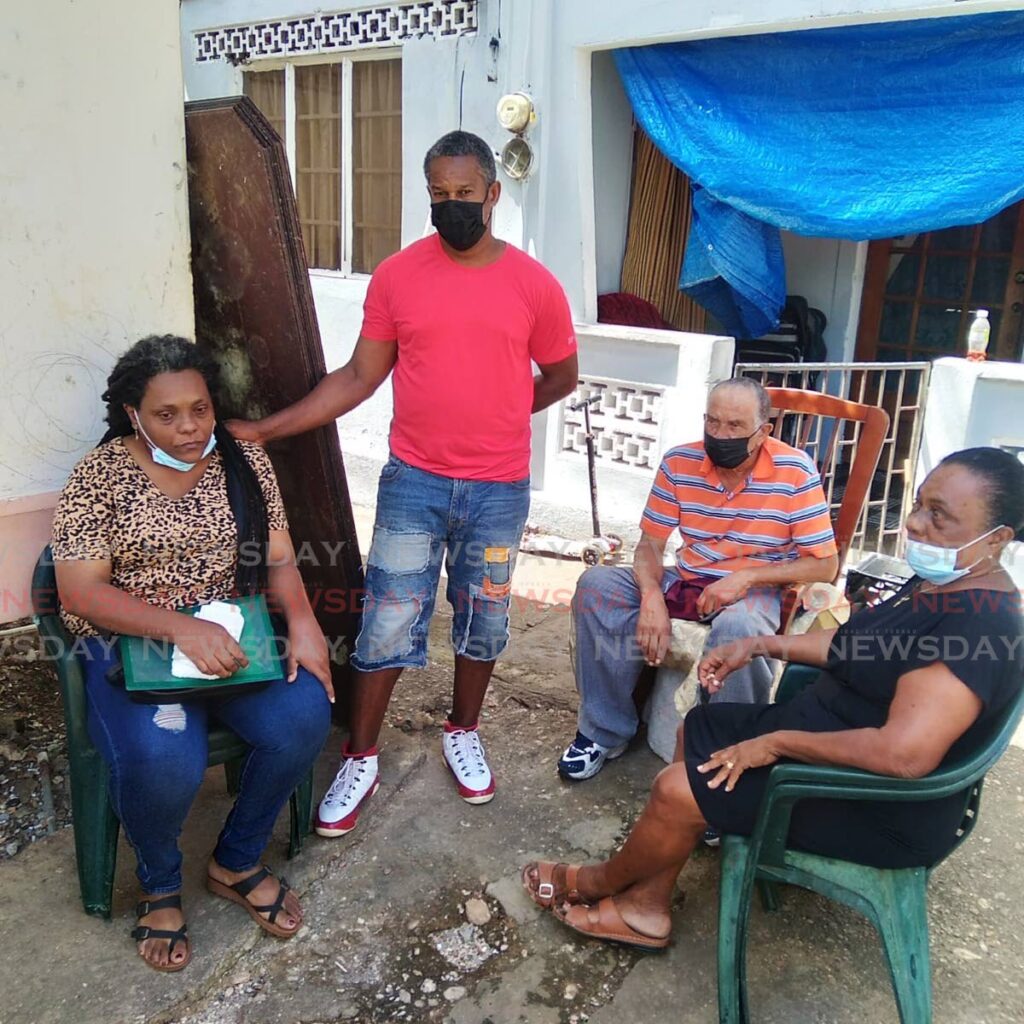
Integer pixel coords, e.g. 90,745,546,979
119,595,283,692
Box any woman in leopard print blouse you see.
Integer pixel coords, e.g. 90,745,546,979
52,335,333,972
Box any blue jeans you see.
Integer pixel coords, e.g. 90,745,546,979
572,566,782,748
80,638,330,894
352,455,531,671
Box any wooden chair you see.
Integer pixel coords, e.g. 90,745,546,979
718,663,1024,1023
30,547,314,919
645,387,890,760
763,386,891,613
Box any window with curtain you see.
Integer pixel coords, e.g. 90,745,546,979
242,70,285,141
296,64,342,271
243,56,402,275
352,59,402,275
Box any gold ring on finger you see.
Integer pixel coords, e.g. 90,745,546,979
726,760,735,770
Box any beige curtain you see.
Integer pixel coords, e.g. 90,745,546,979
244,61,402,274
352,60,403,274
243,70,286,142
620,129,706,332
296,64,341,270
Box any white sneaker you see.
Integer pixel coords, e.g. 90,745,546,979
315,746,380,837
442,722,495,804
557,731,628,781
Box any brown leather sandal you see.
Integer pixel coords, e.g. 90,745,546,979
554,896,670,951
207,866,300,939
521,861,584,910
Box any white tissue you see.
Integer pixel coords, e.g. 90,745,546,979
171,601,246,679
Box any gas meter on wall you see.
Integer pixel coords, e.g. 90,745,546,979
496,92,534,134
500,137,533,181
496,92,536,180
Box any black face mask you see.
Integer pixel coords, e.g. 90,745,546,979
704,431,756,470
431,199,488,251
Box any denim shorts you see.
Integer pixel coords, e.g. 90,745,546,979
351,455,531,671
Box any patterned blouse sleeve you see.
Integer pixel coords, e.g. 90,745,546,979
51,449,116,561
241,442,289,531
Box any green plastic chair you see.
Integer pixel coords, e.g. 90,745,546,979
717,662,1024,1024
30,547,315,919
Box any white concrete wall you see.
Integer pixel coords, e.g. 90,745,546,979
0,1,194,621
532,326,734,535
3,2,194,499
917,358,1024,586
918,360,1024,480
781,235,868,362
591,49,634,297
181,0,1006,325
180,0,507,469
178,0,1001,540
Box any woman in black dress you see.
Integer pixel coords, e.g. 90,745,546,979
523,447,1024,949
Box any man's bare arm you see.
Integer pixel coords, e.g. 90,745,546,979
633,530,668,597
696,552,838,616
531,353,578,414
229,336,397,444
699,664,983,792
741,552,838,589
632,530,673,665
698,628,840,695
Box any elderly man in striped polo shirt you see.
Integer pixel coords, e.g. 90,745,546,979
559,377,838,782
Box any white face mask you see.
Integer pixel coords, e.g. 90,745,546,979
904,525,1003,585
133,414,216,472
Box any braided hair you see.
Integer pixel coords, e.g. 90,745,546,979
940,447,1024,543
100,335,269,595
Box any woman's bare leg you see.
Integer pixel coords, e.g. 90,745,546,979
563,761,707,938
582,762,705,893
673,720,687,763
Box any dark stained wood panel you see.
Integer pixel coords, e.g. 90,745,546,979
184,96,363,706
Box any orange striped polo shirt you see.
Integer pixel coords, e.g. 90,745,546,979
641,436,837,580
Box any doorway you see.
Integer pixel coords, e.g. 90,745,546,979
856,201,1024,364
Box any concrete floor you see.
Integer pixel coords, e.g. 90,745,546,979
2,515,1022,1024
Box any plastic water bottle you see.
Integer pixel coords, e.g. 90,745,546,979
966,309,990,362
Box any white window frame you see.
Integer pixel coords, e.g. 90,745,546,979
246,48,402,279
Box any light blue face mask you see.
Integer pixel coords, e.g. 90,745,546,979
134,415,216,472
905,525,1002,585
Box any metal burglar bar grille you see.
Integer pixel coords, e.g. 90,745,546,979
562,378,664,471
193,1,478,63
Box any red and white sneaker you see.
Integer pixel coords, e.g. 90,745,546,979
442,721,495,804
315,746,380,837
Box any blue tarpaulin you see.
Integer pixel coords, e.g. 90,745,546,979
614,13,1024,338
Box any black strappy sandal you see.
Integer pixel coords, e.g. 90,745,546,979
131,895,191,972
207,866,300,938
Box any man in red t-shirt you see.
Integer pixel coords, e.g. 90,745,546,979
231,131,578,834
